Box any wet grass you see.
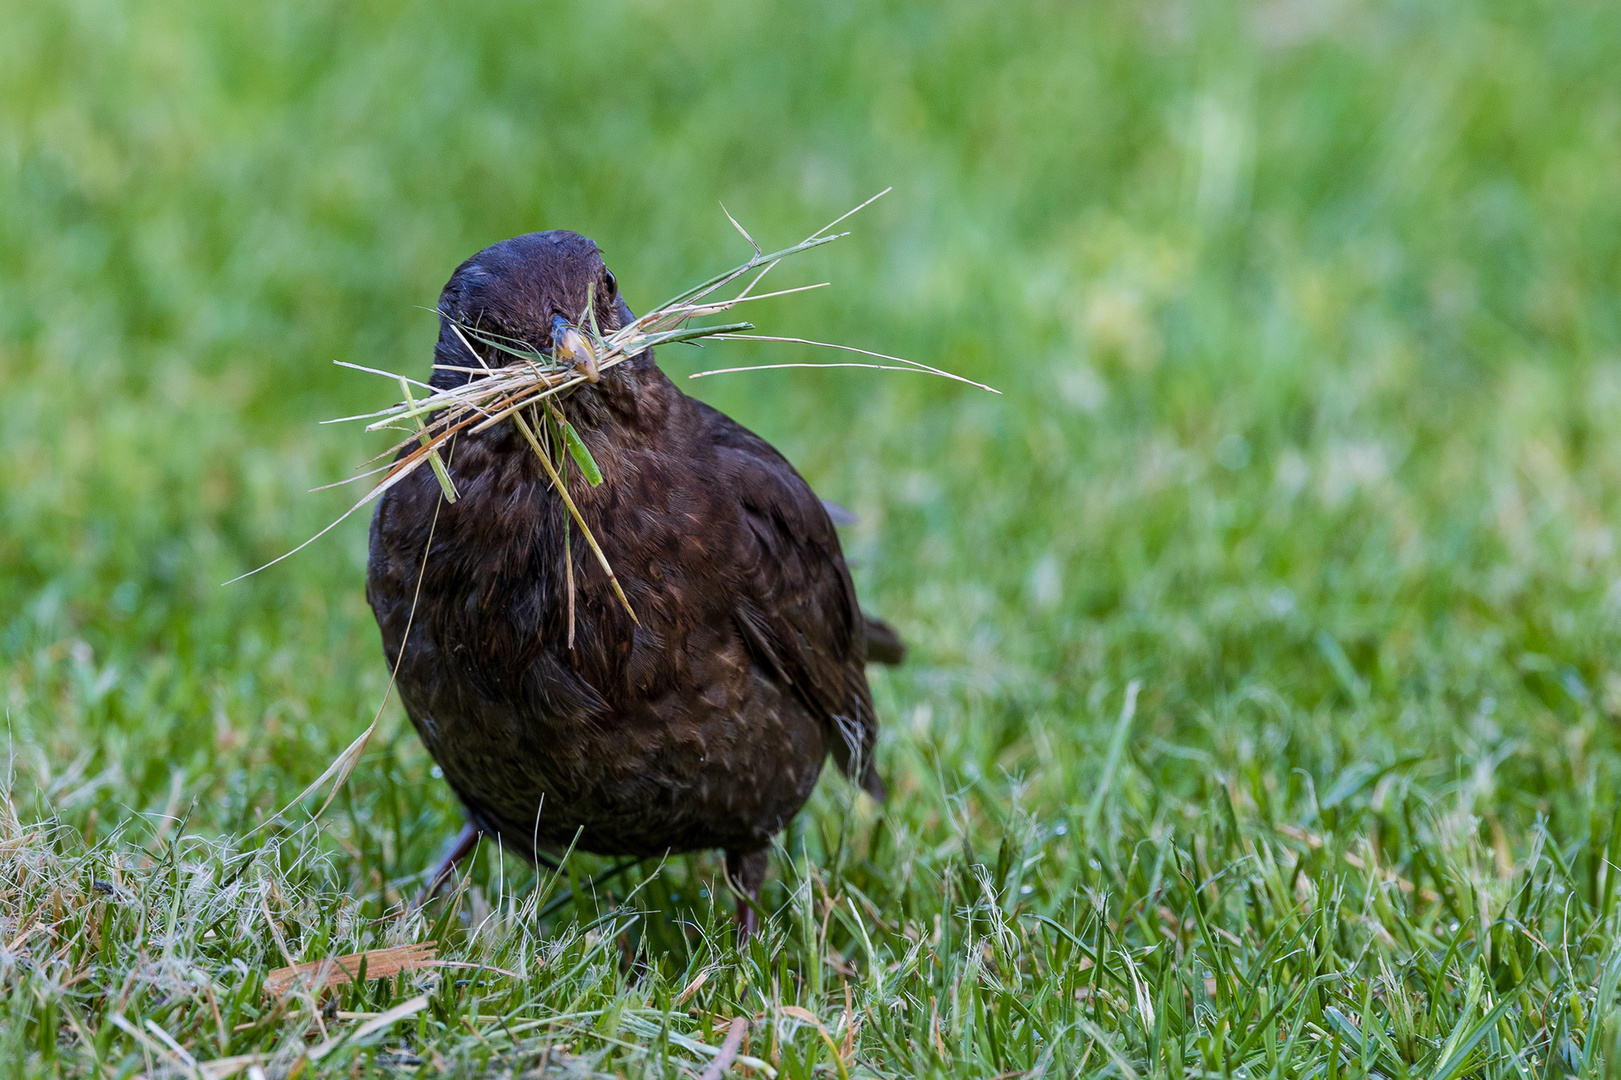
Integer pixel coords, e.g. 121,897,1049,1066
4,0,1621,1075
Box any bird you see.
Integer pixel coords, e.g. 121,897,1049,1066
365,230,904,935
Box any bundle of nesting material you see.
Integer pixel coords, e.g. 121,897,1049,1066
246,192,992,604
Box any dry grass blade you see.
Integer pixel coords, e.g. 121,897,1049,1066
697,1019,749,1080
264,942,438,996
690,361,963,380
702,334,1002,393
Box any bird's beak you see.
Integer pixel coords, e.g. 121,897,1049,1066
551,315,600,383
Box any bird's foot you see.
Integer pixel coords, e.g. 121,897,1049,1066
409,822,481,912
737,898,759,942
724,849,768,943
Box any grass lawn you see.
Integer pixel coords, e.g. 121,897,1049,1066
5,0,1621,1075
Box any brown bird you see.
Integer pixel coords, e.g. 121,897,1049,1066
366,230,903,934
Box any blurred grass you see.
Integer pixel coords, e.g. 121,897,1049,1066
5,0,1621,1075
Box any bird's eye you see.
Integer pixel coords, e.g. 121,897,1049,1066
603,270,617,298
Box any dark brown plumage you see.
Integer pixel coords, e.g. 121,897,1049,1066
365,231,901,929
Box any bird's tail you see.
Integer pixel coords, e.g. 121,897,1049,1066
858,762,888,802
863,615,907,666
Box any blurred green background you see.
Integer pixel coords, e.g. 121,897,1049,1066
5,0,1621,1070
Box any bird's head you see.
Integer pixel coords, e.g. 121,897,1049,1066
430,230,633,391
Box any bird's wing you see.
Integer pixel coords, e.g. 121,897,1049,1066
694,401,886,800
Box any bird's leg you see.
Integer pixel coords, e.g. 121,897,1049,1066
724,849,769,942
410,822,481,911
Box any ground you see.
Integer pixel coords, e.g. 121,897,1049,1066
4,0,1621,1076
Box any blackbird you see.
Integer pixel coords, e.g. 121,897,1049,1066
366,230,903,933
